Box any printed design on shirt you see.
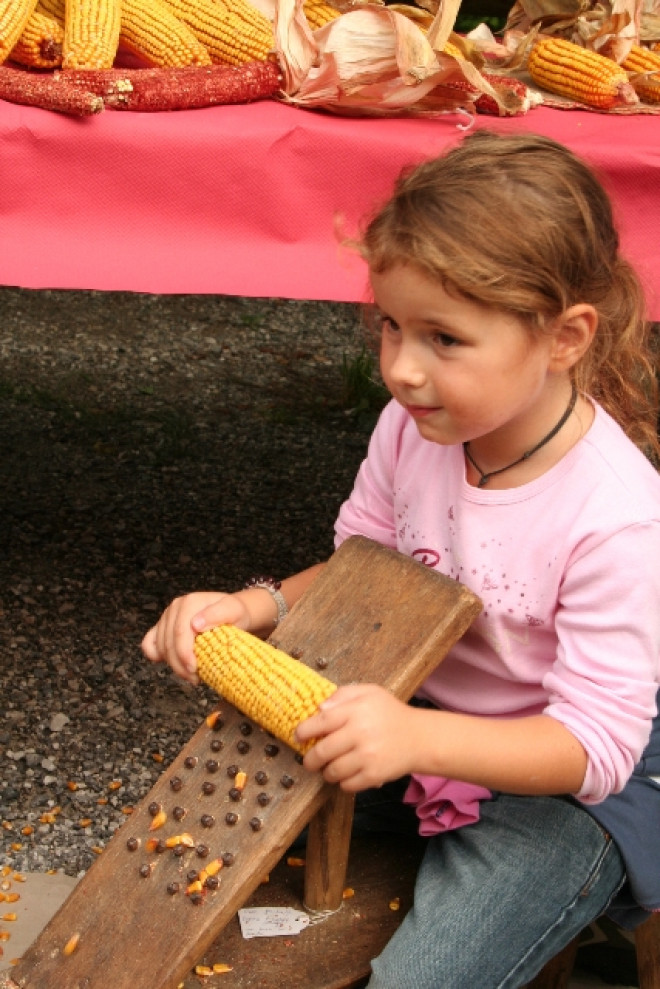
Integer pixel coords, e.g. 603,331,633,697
411,548,441,567
397,498,548,638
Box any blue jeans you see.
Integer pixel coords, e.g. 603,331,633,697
364,790,625,989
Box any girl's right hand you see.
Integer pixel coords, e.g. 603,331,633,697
141,591,250,683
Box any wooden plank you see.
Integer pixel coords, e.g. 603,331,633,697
11,536,481,989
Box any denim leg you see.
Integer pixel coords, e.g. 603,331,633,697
368,793,625,989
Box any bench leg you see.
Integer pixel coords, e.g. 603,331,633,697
304,787,356,913
637,911,660,989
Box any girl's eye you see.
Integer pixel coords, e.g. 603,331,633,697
434,332,459,347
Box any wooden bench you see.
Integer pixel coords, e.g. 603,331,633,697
9,536,481,989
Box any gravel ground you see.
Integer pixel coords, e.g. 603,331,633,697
0,286,379,878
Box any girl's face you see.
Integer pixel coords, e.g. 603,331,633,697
373,263,564,457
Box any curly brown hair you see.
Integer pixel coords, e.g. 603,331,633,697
359,130,659,461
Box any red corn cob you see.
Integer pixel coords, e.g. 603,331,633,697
59,59,282,110
0,64,102,114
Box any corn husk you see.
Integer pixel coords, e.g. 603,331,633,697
266,0,527,116
504,0,660,59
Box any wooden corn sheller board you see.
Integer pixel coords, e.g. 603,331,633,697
11,536,482,989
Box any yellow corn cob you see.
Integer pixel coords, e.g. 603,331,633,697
62,0,122,68
120,0,211,66
621,43,660,104
195,625,337,753
0,0,38,63
528,36,638,109
10,6,63,66
302,0,340,31
162,0,273,66
386,3,433,31
40,0,210,66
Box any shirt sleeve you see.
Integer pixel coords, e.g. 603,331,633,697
334,400,401,551
544,522,660,803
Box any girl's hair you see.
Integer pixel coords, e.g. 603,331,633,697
360,130,659,461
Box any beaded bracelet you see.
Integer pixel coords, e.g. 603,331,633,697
243,575,288,627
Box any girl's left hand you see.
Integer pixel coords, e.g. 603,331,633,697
296,684,418,792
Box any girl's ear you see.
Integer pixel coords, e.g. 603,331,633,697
549,304,598,372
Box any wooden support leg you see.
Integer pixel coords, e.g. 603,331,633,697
636,911,660,989
304,788,356,913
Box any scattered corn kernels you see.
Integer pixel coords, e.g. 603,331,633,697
195,965,213,976
213,963,233,973
286,857,305,867
108,780,122,791
2,914,18,922
149,810,167,831
63,933,80,956
389,897,401,911
342,887,355,899
166,833,194,848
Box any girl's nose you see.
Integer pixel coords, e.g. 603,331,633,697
387,344,426,389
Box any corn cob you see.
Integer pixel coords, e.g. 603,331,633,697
0,0,38,63
162,0,273,66
527,36,638,109
60,60,281,109
621,43,660,103
387,3,434,30
442,71,534,116
120,0,211,67
302,0,340,31
194,625,337,754
10,7,63,66
62,0,122,68
0,63,103,113
40,0,211,67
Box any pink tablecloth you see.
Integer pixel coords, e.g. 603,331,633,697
1,98,659,316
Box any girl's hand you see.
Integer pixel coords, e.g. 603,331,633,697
141,592,250,683
297,684,419,792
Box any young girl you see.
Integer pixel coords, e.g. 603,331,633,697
142,130,660,987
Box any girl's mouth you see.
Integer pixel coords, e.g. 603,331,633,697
406,404,440,419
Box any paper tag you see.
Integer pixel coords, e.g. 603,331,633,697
238,907,310,939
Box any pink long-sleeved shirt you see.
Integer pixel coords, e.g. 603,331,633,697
334,399,660,804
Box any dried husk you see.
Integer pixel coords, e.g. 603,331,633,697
503,0,660,59
270,0,523,117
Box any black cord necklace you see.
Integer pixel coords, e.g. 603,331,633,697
463,386,578,489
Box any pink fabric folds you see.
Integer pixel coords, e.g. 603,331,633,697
404,773,492,836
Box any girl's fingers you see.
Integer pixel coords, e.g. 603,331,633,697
141,625,160,662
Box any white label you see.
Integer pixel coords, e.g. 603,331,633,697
238,907,310,939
